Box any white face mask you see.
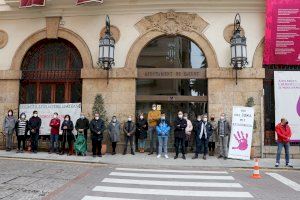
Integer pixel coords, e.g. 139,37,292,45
65,118,69,121
33,114,38,117
8,112,12,116
197,118,201,121
80,115,85,119
178,114,183,118
54,115,58,118
161,116,165,120
21,115,25,119
140,116,144,119
112,118,116,122
95,117,99,120
128,118,132,121
220,116,225,120
203,118,208,122
152,107,156,111
183,116,188,120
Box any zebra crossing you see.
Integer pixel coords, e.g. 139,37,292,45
81,167,253,199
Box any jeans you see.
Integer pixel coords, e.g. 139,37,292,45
174,137,185,155
276,142,290,164
50,134,59,152
148,126,157,153
124,135,134,153
158,136,168,155
219,136,228,157
5,130,13,149
139,139,146,149
31,132,39,152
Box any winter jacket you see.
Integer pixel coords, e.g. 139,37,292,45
185,119,193,135
2,116,17,134
123,121,136,136
108,120,121,142
15,119,29,136
61,120,74,139
174,117,187,139
75,117,90,135
217,120,231,137
275,123,292,143
194,120,213,140
156,119,171,137
28,116,42,135
136,119,148,140
209,120,218,142
89,118,105,140
49,118,61,135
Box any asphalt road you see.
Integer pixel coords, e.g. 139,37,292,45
0,158,299,200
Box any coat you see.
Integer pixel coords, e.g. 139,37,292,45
136,119,148,140
156,119,171,137
2,116,17,134
28,116,42,135
275,123,292,143
75,117,90,135
194,120,213,140
123,121,136,136
174,117,187,139
217,120,231,137
108,121,121,142
49,118,60,135
15,119,29,136
185,119,193,140
209,120,218,142
89,118,105,140
61,120,74,140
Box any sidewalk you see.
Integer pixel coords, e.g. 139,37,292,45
0,150,299,169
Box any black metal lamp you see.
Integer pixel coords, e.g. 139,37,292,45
230,13,248,84
98,15,115,84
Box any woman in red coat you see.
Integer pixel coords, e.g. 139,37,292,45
49,112,61,154
275,118,293,168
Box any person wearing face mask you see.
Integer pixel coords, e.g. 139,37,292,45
89,113,105,157
75,113,90,142
136,113,148,153
147,104,161,155
60,115,74,155
2,109,17,151
156,113,170,159
208,114,218,156
15,113,28,153
174,111,188,159
28,111,41,153
123,115,136,155
49,112,61,154
184,113,193,153
108,116,121,155
275,118,293,168
192,114,213,160
217,113,231,160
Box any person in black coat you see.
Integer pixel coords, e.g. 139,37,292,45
174,111,187,159
28,110,41,153
136,113,148,153
60,115,74,155
75,112,90,141
89,113,105,157
192,114,213,160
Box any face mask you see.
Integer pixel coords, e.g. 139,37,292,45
33,114,38,117
161,116,165,120
54,115,58,118
178,114,183,118
8,112,12,116
210,118,215,121
183,116,188,120
128,118,132,122
152,107,156,111
112,119,116,122
203,118,208,122
80,115,85,119
140,116,144,120
197,118,201,121
21,115,25,119
65,118,69,121
220,116,225,120
95,117,99,120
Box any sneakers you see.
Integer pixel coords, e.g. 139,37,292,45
157,154,161,158
174,155,178,159
164,154,169,159
203,155,207,160
192,155,198,159
286,163,293,168
182,155,186,160
275,163,279,167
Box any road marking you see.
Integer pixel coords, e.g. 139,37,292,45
115,167,228,174
102,178,243,188
93,186,253,198
82,196,145,200
266,173,300,191
109,172,234,180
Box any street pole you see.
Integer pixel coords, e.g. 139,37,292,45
260,89,265,158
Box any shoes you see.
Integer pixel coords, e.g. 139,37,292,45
223,157,227,160
182,155,186,160
59,152,64,155
157,154,161,158
164,154,169,159
174,155,178,159
112,152,116,155
148,152,153,155
192,155,198,159
98,154,102,157
275,163,279,167
16,150,20,153
131,151,135,155
93,155,96,158
286,164,293,168
218,155,223,159
33,151,37,154
203,155,207,160
20,149,24,153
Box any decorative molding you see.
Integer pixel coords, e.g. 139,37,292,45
223,24,245,43
135,10,209,35
252,37,264,68
46,17,61,39
100,25,120,43
0,30,8,49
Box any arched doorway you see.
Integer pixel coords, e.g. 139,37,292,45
136,35,208,122
19,38,83,104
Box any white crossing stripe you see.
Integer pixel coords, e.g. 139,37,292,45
82,196,145,200
93,186,253,198
102,178,243,188
115,167,228,174
266,173,300,191
109,172,234,180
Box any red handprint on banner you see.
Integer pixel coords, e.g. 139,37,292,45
232,131,248,151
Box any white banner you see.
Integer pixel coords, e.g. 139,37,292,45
228,106,254,160
19,103,81,135
274,71,300,141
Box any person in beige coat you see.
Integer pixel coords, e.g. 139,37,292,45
184,113,193,153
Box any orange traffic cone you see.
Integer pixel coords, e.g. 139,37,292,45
251,158,262,179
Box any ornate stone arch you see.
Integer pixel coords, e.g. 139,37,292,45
11,27,93,70
252,37,264,69
125,10,219,70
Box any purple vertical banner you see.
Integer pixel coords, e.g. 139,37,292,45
263,0,300,65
